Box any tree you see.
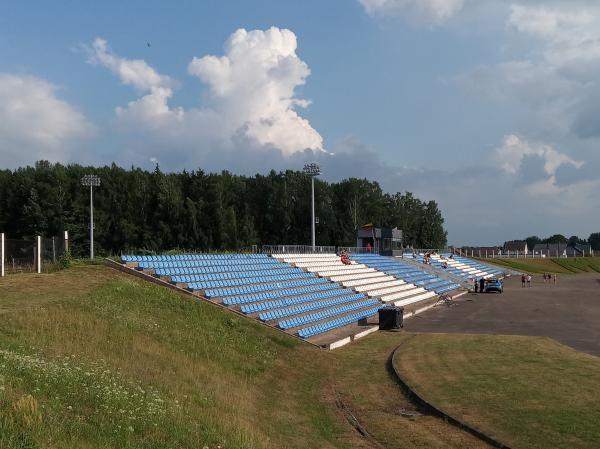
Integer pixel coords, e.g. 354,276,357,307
544,234,568,244
0,161,450,254
525,236,541,249
589,233,600,250
567,235,586,247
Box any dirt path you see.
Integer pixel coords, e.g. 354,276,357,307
404,273,600,356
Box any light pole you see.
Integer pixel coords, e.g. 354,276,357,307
81,174,101,260
303,163,321,251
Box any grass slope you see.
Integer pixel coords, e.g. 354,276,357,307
477,257,600,274
394,334,600,449
0,265,487,449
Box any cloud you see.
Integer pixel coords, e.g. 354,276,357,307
358,0,465,23
0,73,94,168
85,38,173,92
495,134,582,176
86,28,323,166
461,2,600,139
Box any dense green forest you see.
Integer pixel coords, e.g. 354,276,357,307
0,161,447,256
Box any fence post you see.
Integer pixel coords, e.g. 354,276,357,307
37,236,41,274
1,233,4,277
64,231,69,253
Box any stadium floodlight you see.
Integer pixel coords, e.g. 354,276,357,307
81,174,101,260
303,163,321,250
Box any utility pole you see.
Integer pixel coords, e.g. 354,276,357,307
81,174,101,259
303,163,321,251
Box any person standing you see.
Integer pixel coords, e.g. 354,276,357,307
521,273,526,288
553,273,557,284
479,277,485,293
474,278,478,293
527,274,532,288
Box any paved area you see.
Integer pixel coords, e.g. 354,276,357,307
404,273,600,357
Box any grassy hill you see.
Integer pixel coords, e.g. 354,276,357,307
0,265,487,449
394,334,600,449
477,257,600,274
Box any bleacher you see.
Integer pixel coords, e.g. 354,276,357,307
431,254,504,279
273,253,463,315
121,253,381,346
349,254,462,306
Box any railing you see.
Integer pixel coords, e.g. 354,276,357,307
261,245,337,254
454,249,596,258
338,246,377,254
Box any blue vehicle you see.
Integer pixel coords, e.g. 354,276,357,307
484,278,503,293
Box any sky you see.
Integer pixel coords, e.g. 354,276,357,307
1,0,599,245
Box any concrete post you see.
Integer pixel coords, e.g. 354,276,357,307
1,233,4,277
64,230,69,253
37,236,41,274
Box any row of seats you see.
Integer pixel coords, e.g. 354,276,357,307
170,268,297,283
204,277,328,298
258,293,367,321
297,307,381,338
138,259,282,269
122,254,270,262
187,272,312,291
278,299,380,330
239,288,358,313
223,283,340,306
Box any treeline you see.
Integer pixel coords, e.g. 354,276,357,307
0,161,447,256
524,234,600,250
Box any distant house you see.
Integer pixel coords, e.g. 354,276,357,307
533,243,578,257
504,240,528,254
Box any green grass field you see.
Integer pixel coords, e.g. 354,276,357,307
477,257,600,274
0,265,488,449
394,334,600,449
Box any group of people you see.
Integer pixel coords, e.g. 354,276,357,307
521,273,532,288
521,273,557,287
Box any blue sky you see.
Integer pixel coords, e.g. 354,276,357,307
1,0,599,244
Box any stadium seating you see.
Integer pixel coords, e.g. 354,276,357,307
121,252,384,343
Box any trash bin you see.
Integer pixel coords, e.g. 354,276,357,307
378,306,404,330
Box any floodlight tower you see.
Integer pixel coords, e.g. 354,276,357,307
303,163,321,251
81,174,101,260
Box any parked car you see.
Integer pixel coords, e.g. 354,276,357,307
484,278,503,293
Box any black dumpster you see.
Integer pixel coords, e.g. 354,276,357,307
378,306,404,330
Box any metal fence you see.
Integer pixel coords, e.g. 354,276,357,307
454,249,596,258
338,246,377,254
261,245,337,254
1,232,70,275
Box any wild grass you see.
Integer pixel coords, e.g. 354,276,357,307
478,257,600,274
0,266,489,449
394,334,600,449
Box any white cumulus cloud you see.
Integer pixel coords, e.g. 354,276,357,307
85,28,323,165
0,74,94,168
494,134,584,195
86,38,173,92
359,0,465,23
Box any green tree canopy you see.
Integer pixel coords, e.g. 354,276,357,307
0,161,448,255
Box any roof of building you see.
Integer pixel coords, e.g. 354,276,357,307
504,240,528,251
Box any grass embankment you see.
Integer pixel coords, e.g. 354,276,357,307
478,257,600,274
394,334,600,449
0,265,487,449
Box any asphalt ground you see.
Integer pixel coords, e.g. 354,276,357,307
404,273,600,357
